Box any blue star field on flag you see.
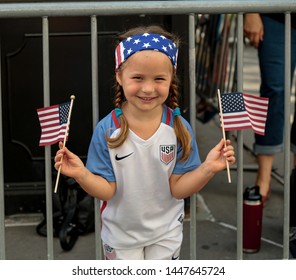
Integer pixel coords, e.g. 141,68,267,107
59,102,70,125
221,92,246,114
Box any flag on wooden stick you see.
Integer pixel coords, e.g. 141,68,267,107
37,102,71,146
37,95,75,193
220,92,269,135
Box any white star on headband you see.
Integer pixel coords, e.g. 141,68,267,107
143,43,151,48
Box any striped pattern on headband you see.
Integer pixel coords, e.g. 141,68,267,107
115,33,178,71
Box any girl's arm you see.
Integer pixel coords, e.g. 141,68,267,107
54,142,116,201
169,139,235,199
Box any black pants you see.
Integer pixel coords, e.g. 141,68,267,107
290,169,296,227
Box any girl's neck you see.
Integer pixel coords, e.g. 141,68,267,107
122,104,163,140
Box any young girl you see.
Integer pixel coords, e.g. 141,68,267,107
54,25,235,260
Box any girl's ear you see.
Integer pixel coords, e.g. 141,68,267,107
116,72,122,86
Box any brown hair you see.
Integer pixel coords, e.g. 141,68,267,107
106,25,192,161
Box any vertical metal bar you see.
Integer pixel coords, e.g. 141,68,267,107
42,16,54,260
91,15,102,260
283,12,291,259
236,13,244,260
0,40,6,260
189,13,197,260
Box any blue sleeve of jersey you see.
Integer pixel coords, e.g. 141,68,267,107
85,114,116,182
172,117,201,174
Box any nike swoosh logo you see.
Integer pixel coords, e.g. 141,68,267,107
171,255,179,260
115,152,133,161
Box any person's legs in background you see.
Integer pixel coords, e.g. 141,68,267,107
255,154,274,203
248,13,296,257
253,15,286,202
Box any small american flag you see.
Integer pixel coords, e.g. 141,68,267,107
37,102,70,146
220,92,269,135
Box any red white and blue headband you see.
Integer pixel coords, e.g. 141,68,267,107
115,33,178,71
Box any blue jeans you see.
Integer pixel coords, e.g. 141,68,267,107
253,15,296,155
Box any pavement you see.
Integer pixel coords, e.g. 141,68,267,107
3,45,293,260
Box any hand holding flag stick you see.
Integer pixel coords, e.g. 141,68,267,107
217,89,232,183
54,95,75,193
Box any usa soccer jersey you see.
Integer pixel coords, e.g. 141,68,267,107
86,105,201,249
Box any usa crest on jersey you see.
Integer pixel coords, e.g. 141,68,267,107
160,145,176,164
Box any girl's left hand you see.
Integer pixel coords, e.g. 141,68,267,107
205,138,236,173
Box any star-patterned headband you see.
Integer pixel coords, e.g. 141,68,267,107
115,33,178,71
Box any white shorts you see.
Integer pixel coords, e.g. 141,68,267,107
102,229,183,260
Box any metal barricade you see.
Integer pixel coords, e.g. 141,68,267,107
0,0,296,260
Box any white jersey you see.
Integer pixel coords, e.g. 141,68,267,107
86,105,201,249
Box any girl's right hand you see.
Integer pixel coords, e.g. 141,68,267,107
54,142,85,179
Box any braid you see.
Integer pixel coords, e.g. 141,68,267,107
106,85,129,148
168,74,192,162
114,84,124,108
174,116,192,162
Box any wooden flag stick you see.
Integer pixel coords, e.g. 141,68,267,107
54,95,75,193
217,89,231,183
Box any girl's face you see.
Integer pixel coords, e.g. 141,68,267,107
116,50,173,113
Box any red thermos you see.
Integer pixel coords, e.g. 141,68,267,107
243,185,263,253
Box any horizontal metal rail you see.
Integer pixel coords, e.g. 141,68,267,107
0,1,295,18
